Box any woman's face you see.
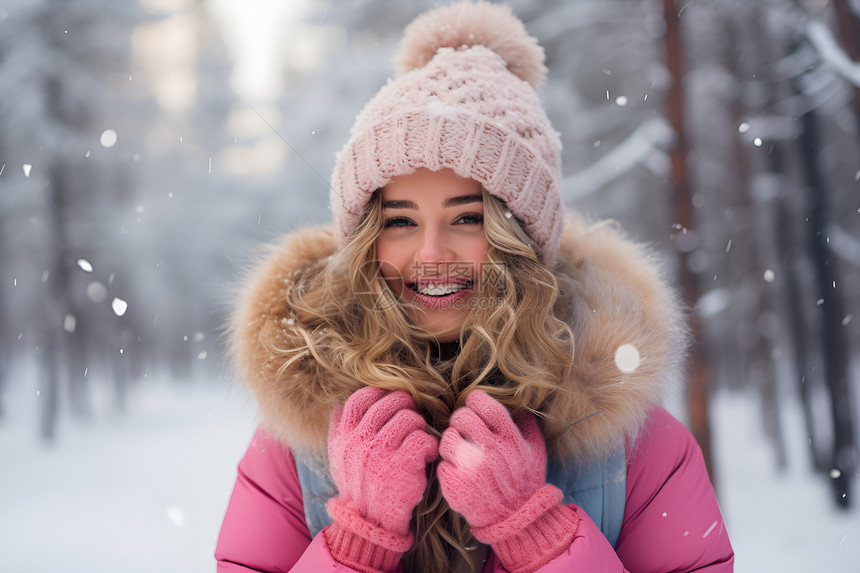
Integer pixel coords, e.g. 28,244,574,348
376,168,487,342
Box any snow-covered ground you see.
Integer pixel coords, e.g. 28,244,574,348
0,372,259,573
711,390,859,572
0,371,857,572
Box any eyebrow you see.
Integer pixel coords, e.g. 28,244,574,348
382,194,483,209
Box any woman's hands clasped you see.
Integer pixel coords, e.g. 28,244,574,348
325,387,578,573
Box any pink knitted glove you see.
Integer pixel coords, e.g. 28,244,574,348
324,387,438,573
438,390,580,573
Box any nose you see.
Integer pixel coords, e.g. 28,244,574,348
417,226,455,265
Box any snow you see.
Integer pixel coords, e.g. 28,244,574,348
614,343,641,373
697,288,730,318
111,297,128,316
712,390,860,572
805,20,860,89
99,129,117,148
0,369,855,571
828,224,860,267
86,281,107,303
0,369,258,573
562,117,674,202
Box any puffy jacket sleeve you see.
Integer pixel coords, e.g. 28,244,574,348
485,407,734,572
215,428,377,572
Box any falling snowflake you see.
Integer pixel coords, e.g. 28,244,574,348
166,506,186,527
86,282,107,303
702,520,718,538
614,344,641,373
111,297,128,316
100,129,118,148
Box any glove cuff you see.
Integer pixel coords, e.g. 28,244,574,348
473,485,580,573
324,497,412,572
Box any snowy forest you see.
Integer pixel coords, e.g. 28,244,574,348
1,0,859,571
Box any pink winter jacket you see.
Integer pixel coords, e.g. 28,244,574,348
214,406,734,572
221,221,736,572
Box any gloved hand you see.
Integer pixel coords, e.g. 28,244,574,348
438,390,580,573
324,387,438,573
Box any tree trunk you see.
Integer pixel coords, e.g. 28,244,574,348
41,158,71,442
663,0,714,481
797,103,855,508
663,0,714,479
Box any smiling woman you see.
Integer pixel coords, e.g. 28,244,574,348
217,2,733,572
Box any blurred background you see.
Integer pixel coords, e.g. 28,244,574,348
0,0,858,571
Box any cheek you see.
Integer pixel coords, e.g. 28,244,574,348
475,238,488,261
468,237,488,268
471,240,488,287
376,242,397,271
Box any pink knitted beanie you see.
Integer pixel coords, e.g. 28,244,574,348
330,1,564,264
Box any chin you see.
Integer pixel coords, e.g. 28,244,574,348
413,312,468,343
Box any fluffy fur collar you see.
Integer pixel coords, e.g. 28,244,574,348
230,215,687,465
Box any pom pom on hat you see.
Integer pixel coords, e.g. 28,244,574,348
394,0,547,89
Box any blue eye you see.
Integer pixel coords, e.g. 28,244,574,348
456,213,484,225
384,216,413,228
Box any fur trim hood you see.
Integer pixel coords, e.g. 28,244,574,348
231,216,687,465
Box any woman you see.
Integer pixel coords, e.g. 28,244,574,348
216,2,734,572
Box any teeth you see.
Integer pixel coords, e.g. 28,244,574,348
413,282,470,296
